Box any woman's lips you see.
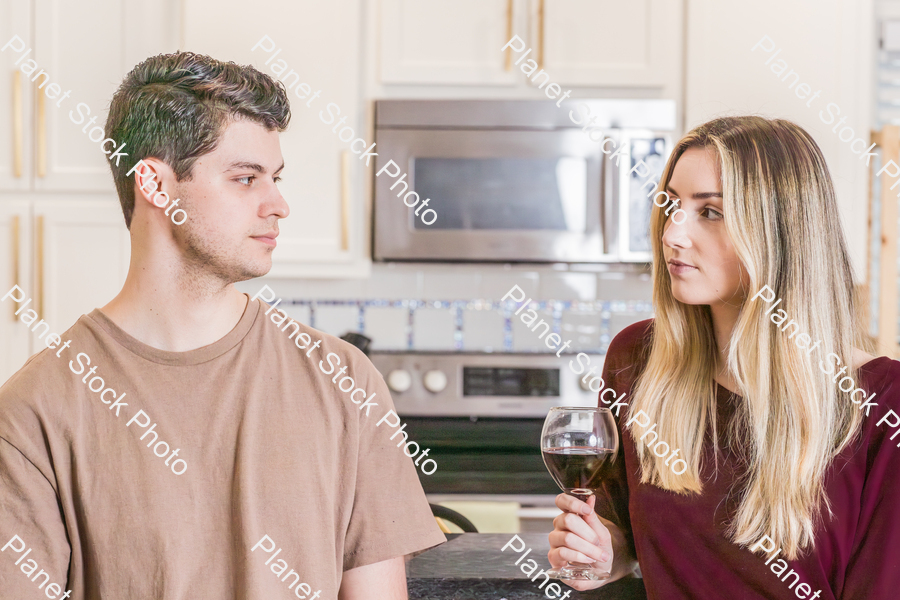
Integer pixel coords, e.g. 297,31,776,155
667,260,697,275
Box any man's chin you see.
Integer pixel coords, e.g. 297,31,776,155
232,258,273,283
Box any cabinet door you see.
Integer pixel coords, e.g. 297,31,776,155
0,200,33,385
380,0,523,85
33,198,130,334
32,0,127,192
540,0,682,88
0,2,32,192
184,0,370,278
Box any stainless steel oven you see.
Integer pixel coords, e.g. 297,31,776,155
373,99,676,263
370,352,603,506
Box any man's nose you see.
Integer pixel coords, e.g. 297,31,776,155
267,185,289,219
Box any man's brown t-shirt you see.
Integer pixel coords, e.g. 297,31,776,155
0,296,445,599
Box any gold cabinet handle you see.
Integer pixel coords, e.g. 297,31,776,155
36,215,44,317
340,151,350,251
537,0,545,70
36,81,46,178
10,215,20,321
505,0,514,71
13,71,23,178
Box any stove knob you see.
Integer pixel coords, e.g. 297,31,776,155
578,376,593,392
423,370,448,393
387,369,412,393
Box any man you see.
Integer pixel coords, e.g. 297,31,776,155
0,52,444,599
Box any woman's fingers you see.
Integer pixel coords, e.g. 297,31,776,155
581,496,613,551
549,497,612,565
547,494,615,592
554,492,593,516
548,530,604,564
551,511,603,551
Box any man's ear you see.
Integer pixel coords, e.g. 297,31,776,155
132,157,176,209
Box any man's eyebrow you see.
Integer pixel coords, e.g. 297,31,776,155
225,161,285,174
665,185,723,200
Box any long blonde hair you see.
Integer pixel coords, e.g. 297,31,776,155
629,116,869,559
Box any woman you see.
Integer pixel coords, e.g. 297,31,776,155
548,116,900,599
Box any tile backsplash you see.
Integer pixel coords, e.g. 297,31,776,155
238,263,655,354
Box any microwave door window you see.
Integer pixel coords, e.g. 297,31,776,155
411,157,587,232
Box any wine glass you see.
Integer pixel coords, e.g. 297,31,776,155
541,406,619,581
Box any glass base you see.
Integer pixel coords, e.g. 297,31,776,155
546,564,611,582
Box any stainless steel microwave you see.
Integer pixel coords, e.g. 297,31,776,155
372,99,677,263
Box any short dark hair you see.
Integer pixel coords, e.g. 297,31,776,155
105,51,291,228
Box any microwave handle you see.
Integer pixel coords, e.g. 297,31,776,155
602,138,620,258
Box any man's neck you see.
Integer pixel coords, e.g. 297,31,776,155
100,263,250,353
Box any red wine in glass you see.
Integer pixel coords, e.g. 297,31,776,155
542,447,617,501
541,407,619,581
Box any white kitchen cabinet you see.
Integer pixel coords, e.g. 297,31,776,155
0,200,32,385
3,0,179,193
539,0,682,88
31,0,127,192
380,0,523,85
378,0,681,90
0,198,130,386
0,1,32,192
184,0,371,278
33,199,131,336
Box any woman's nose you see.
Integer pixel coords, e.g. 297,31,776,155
662,213,691,249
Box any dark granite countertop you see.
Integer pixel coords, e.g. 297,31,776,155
407,534,646,600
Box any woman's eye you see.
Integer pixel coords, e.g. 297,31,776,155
274,176,282,183
702,207,723,220
237,176,255,186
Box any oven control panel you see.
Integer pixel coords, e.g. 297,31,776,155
371,352,603,418
461,367,559,397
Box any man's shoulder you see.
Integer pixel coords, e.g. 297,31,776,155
0,314,100,465
0,315,95,404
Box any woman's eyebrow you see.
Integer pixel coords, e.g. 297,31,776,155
665,185,723,200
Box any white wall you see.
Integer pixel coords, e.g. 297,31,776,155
685,0,876,281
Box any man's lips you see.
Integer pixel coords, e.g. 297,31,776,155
252,233,278,247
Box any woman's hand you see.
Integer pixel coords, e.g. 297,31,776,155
547,494,616,591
